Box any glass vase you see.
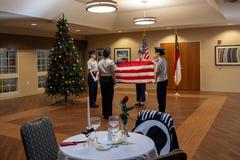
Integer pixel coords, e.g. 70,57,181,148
120,119,129,144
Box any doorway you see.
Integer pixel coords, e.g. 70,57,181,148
160,42,200,90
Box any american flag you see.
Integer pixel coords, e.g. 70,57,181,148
142,36,150,60
116,61,154,84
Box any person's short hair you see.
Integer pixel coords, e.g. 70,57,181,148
103,48,111,57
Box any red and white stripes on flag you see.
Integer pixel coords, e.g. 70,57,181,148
116,61,154,84
142,36,150,60
174,33,182,86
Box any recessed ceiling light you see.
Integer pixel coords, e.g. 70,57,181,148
118,30,122,33
76,29,81,32
86,0,118,13
31,23,37,26
133,17,156,25
166,27,172,30
228,23,233,25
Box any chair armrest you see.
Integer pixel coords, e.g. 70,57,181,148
156,149,187,160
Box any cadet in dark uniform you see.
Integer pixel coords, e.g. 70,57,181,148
98,48,116,119
154,47,168,113
135,49,146,108
87,50,99,108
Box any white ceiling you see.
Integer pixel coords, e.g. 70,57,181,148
77,0,206,11
0,0,239,37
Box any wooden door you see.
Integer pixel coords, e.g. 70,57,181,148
160,42,200,90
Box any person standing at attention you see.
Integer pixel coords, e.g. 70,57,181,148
135,49,146,108
87,50,99,108
154,47,168,113
98,48,116,119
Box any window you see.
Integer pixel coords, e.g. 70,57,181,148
37,49,49,72
37,49,49,89
38,76,47,89
0,48,17,74
0,78,17,93
0,48,18,95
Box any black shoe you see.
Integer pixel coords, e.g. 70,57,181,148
103,116,109,119
90,104,99,108
135,103,141,107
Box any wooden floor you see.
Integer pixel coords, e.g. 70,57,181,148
0,89,239,160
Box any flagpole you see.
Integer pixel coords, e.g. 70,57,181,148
175,86,180,97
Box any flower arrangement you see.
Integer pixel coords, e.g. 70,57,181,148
119,96,134,136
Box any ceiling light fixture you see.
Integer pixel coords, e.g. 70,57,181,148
75,29,81,32
133,0,156,25
86,0,118,13
31,23,37,26
134,17,156,25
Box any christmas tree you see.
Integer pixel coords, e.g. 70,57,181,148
45,15,86,103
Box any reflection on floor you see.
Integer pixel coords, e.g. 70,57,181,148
0,89,239,160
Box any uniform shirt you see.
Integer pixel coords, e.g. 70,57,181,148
87,59,98,73
98,58,116,75
155,57,168,82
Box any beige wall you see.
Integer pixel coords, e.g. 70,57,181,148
0,50,42,100
87,26,240,92
18,50,39,97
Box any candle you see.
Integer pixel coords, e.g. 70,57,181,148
87,96,91,128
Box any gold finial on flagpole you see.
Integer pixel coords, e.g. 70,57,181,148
143,29,146,37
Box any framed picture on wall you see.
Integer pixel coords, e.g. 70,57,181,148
96,48,104,62
114,48,131,63
215,45,240,66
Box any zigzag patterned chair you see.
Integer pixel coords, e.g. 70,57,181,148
20,117,58,160
132,110,179,156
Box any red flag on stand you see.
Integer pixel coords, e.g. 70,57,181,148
174,33,182,86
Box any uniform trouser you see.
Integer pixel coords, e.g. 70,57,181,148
136,84,146,102
100,76,114,117
88,72,98,107
157,80,168,113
